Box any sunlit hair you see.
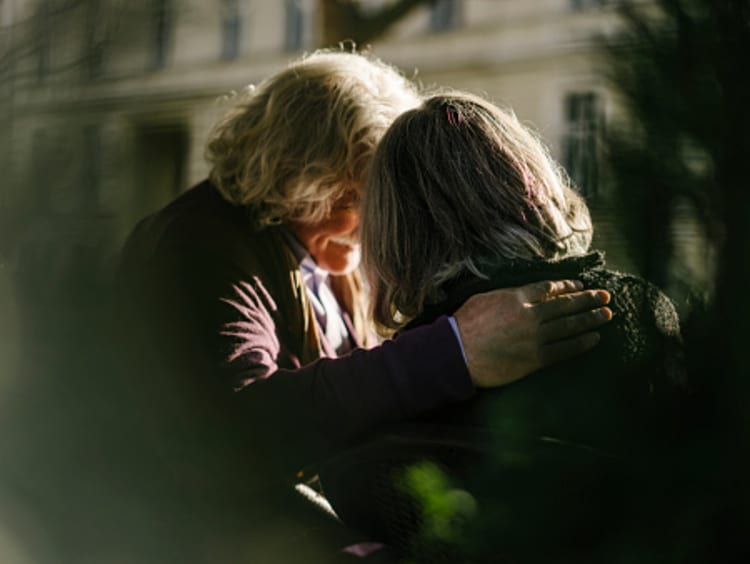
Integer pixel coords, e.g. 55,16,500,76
205,49,421,226
362,91,593,331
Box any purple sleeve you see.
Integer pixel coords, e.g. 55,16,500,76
123,238,475,475
307,315,474,436
225,298,474,470
232,315,475,472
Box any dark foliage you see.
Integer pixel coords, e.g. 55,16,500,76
603,1,750,556
382,1,750,561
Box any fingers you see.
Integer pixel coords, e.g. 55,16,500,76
538,306,613,343
538,331,602,367
533,289,611,323
519,280,584,303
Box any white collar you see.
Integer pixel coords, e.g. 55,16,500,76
282,227,330,291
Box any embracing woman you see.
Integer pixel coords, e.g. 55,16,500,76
322,91,687,561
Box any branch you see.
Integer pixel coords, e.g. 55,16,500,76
320,0,434,48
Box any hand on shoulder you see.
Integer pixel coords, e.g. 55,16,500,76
454,280,612,388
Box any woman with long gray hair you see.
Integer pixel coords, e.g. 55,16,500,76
322,91,686,559
361,90,684,443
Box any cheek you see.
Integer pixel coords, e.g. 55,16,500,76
326,209,359,235
288,209,360,255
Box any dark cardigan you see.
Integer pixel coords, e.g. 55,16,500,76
321,252,687,556
115,180,473,483
405,251,686,452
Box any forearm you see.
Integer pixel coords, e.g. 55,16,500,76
232,316,474,473
128,252,474,474
310,316,473,440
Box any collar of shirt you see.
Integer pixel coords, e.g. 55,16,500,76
299,255,329,296
281,227,352,356
281,229,328,292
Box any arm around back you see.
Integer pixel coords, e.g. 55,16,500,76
116,190,474,476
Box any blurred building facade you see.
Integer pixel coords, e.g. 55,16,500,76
0,0,711,310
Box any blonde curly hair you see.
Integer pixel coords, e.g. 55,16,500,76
205,49,421,226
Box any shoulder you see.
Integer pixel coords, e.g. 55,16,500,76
579,266,669,307
579,267,649,293
121,180,279,269
579,266,684,390
581,267,680,335
136,181,247,249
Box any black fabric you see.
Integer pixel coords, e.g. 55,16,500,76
114,180,472,478
321,252,687,560
407,251,686,451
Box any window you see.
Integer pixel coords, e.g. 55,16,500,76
285,0,311,52
221,0,241,60
430,0,460,32
570,0,608,10
562,92,602,198
81,125,101,211
133,125,189,220
85,0,104,79
1,0,14,27
151,0,173,69
36,4,51,80
32,130,52,212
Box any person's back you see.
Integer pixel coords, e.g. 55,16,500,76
321,258,684,559
405,252,684,453
321,91,687,559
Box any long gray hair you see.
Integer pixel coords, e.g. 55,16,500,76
361,91,593,331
